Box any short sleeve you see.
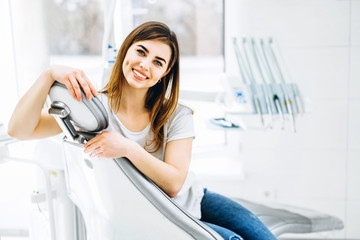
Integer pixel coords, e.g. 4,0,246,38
166,104,195,143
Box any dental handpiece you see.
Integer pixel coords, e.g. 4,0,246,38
273,94,285,130
251,39,273,128
242,38,266,127
285,98,296,133
254,94,265,126
281,84,296,132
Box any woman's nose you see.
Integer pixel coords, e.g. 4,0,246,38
139,59,150,71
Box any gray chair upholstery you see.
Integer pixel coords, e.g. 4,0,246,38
234,198,344,237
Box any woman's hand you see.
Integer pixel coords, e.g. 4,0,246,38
83,131,135,159
49,65,98,101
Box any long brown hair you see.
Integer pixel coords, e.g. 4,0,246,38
102,21,180,152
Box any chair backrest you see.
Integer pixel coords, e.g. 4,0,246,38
48,82,223,240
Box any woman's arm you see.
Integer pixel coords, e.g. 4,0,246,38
129,138,193,198
84,131,193,198
8,65,97,140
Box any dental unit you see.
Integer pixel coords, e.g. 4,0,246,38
227,37,304,132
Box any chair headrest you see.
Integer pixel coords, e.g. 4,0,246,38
48,82,108,132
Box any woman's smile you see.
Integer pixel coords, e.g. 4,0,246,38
132,68,149,81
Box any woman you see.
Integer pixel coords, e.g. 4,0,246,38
8,21,277,240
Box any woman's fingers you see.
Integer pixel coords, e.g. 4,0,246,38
68,74,83,101
81,71,98,98
83,132,107,158
52,66,97,102
75,73,92,101
63,81,77,100
84,135,101,152
84,140,103,158
90,147,102,158
84,141,95,152
69,71,97,101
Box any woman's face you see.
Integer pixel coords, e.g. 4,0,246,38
122,40,171,90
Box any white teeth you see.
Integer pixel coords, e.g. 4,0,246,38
133,69,147,79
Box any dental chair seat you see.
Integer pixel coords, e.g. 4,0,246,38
234,198,344,237
48,82,344,239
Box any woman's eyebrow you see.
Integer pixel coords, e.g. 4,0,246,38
137,44,167,64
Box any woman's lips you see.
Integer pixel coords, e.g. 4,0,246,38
132,68,149,80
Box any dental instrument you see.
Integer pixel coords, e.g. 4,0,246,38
267,38,297,132
249,38,274,129
232,38,250,86
270,38,305,116
242,38,266,127
210,117,240,129
259,38,286,130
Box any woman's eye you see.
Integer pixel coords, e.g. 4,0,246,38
154,60,162,67
137,49,145,55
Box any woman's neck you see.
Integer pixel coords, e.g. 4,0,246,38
115,85,151,132
118,85,148,116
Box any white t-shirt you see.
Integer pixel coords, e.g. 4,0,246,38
98,94,204,219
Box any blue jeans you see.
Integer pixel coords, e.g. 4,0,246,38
200,189,278,240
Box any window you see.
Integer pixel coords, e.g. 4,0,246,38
129,0,225,91
131,0,224,57
44,0,104,55
43,0,105,89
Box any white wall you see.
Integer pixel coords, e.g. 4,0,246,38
0,0,50,237
10,0,49,96
195,0,359,239
0,0,18,124
0,0,49,123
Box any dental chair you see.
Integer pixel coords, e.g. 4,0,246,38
48,82,344,240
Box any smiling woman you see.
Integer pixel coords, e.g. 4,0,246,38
122,41,171,88
8,21,277,240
